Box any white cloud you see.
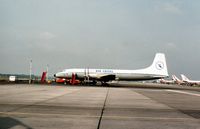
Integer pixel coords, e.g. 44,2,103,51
154,2,183,15
39,32,56,40
163,3,182,15
166,42,177,49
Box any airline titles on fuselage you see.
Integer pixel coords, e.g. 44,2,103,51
95,69,113,73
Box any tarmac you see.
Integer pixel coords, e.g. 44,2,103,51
0,84,200,129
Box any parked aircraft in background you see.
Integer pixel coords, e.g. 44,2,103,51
159,78,174,84
172,75,185,85
54,53,168,85
181,74,200,86
159,75,183,85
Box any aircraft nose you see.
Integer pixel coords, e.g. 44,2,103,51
54,72,65,78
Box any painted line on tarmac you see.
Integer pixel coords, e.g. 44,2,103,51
0,111,99,118
0,112,198,121
166,90,200,97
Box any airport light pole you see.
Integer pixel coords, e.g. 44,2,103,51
29,59,32,84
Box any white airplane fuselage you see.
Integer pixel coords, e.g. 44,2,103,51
55,68,166,81
54,53,169,82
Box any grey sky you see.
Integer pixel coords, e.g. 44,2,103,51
0,0,200,79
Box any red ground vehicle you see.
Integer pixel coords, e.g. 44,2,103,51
55,78,80,85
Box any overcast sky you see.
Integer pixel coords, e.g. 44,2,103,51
1,0,200,79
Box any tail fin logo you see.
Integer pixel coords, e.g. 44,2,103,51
156,62,164,70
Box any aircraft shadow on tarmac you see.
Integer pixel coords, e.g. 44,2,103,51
0,117,33,129
179,110,200,119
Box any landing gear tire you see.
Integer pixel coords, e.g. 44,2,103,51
101,82,108,86
92,80,97,86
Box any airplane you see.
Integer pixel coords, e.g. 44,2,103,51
54,53,169,85
172,75,185,85
159,78,174,84
181,74,200,86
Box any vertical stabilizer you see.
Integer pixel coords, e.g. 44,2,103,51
172,75,181,81
172,75,183,84
146,53,168,77
181,74,189,81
